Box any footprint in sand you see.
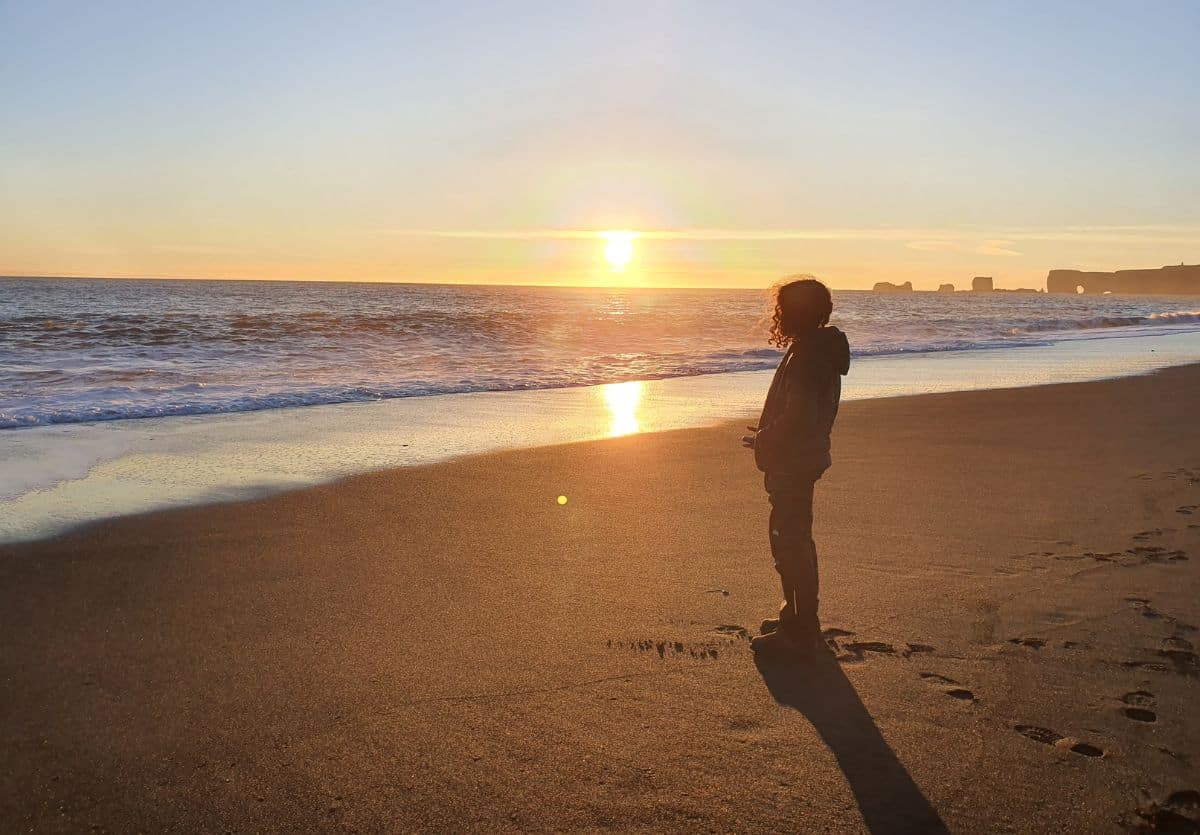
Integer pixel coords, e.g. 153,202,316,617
1121,633,1200,674
1059,547,1189,567
840,641,896,660
1120,691,1158,723
712,624,750,640
725,716,764,732
920,672,957,685
1014,725,1104,757
608,638,720,660
1124,598,1196,630
919,672,976,702
822,630,936,663
1123,689,1157,707
822,627,855,639
1131,789,1200,832
1055,550,1121,563
1134,601,1167,620
819,627,854,653
1158,642,1200,675
1016,725,1063,745
1157,747,1191,764
830,639,901,664
1126,545,1189,564
1008,637,1047,649
1122,659,1174,674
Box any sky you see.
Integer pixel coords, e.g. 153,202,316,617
1,1,1198,289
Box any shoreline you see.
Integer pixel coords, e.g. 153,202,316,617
2,365,1198,831
4,329,1200,545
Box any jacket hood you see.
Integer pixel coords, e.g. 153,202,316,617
813,325,851,376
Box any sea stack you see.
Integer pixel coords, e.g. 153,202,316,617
972,276,994,292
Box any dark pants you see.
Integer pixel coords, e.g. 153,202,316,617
767,475,820,636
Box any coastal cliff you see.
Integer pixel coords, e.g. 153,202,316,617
1047,264,1200,294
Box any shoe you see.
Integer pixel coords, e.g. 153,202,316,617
750,627,822,656
761,610,821,638
760,600,790,635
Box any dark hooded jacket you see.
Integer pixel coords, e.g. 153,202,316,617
754,325,851,479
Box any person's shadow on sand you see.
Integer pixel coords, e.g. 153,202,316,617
755,653,949,834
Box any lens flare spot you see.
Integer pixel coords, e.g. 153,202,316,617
557,495,568,505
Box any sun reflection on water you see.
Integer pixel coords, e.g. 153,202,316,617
601,380,643,436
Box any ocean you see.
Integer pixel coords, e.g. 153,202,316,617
3,277,1200,430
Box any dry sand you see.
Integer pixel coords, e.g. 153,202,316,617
2,366,1199,833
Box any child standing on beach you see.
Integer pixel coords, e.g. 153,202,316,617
743,277,850,656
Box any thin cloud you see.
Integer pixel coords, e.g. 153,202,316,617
369,224,1200,246
150,244,242,255
905,239,1021,257
977,240,1023,257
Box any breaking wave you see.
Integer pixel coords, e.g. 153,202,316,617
1011,310,1200,334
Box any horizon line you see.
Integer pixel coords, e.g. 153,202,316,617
2,272,1051,292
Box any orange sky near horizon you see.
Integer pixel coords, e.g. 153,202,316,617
4,224,1198,291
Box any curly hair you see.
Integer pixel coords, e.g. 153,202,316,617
767,276,833,348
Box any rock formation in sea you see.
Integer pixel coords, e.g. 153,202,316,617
972,276,994,292
1046,264,1200,295
937,283,955,293
873,281,913,293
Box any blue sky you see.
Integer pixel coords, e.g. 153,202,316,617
2,1,1197,287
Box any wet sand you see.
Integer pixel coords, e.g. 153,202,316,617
2,365,1199,832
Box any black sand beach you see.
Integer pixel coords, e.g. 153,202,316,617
3,366,1199,832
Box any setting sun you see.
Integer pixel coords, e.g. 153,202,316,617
601,231,637,273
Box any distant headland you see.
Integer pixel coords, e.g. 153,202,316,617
1046,264,1200,295
873,264,1200,294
